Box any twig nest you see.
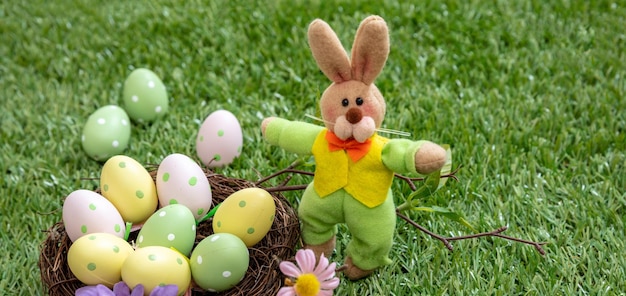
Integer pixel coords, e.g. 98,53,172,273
39,171,300,296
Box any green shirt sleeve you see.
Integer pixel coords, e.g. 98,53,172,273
264,118,324,155
381,139,429,175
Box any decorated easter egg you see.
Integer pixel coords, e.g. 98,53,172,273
121,246,191,295
156,153,212,220
196,110,243,168
212,188,276,247
190,233,249,292
122,68,168,122
136,204,196,256
81,105,131,161
100,155,158,224
62,189,125,242
67,233,134,287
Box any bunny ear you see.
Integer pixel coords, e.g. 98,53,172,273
308,19,353,83
350,15,390,85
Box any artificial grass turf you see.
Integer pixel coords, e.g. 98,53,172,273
1,0,625,295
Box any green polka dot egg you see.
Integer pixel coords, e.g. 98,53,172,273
67,233,134,287
100,155,158,224
156,153,212,220
122,68,168,122
81,105,131,161
196,110,243,168
62,189,125,242
190,233,249,292
213,188,276,247
136,204,196,256
121,246,191,295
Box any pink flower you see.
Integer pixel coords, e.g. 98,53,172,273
277,249,340,296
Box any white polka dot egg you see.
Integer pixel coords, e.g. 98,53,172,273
81,105,131,161
196,109,243,168
122,68,168,122
190,233,249,292
100,155,158,224
67,233,134,288
156,153,212,220
136,204,197,256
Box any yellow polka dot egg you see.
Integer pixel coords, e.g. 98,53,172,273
213,188,276,247
121,246,191,295
67,233,134,288
100,155,158,224
196,110,243,168
156,153,212,220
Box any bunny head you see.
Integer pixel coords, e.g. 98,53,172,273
308,16,390,143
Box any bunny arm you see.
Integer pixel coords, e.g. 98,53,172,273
263,117,437,176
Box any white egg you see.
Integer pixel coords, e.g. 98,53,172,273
62,189,125,242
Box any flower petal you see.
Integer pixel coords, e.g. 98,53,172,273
320,277,340,290
75,286,100,296
149,284,178,296
318,290,334,296
113,282,131,296
279,261,302,278
313,254,330,275
129,284,144,296
316,262,337,281
295,249,316,273
276,287,296,296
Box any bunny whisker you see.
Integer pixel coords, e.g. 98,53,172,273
305,114,411,137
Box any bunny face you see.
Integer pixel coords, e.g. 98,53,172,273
308,16,390,143
320,80,386,143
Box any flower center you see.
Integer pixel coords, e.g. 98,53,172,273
295,273,321,296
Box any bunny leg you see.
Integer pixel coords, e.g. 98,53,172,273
298,183,344,260
343,190,396,280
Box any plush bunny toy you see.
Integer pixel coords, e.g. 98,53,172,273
261,16,447,280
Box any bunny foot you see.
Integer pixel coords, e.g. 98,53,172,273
304,236,336,260
342,256,375,280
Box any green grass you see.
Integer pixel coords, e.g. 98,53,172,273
1,0,625,295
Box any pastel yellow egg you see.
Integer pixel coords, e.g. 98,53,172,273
121,246,191,295
100,155,157,224
67,233,134,287
212,188,276,247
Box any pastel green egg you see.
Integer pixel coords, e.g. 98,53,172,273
81,105,131,161
122,68,168,122
190,233,249,292
136,204,197,256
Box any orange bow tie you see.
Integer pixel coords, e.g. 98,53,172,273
325,131,372,162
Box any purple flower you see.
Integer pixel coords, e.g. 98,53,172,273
277,249,340,296
75,282,179,296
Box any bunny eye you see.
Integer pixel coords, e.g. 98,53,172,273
355,97,364,106
341,98,349,107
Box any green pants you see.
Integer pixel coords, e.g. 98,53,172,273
298,182,396,270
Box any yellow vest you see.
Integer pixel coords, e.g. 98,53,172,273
312,129,394,208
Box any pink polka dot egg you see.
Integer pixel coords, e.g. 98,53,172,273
62,189,125,242
196,110,243,168
156,153,213,220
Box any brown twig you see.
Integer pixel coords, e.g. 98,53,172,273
396,210,547,255
394,165,462,191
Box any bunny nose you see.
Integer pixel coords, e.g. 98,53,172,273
345,108,362,124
